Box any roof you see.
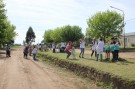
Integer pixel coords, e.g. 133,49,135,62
125,32,135,36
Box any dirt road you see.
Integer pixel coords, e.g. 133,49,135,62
0,48,101,89
0,48,78,89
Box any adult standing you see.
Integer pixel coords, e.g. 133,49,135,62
52,43,56,53
64,41,72,59
96,38,104,61
79,39,85,58
23,46,29,59
6,44,11,57
32,46,37,61
91,39,98,58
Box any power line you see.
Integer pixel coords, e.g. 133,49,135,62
126,18,135,22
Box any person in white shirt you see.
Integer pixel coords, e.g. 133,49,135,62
32,46,37,61
60,42,66,52
52,43,56,53
96,38,104,61
79,39,85,58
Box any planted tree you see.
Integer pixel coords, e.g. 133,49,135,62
25,27,36,44
0,0,17,48
43,29,54,43
0,0,7,44
61,25,84,42
50,27,63,43
86,10,124,41
3,20,17,44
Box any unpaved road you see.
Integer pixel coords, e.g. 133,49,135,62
0,48,77,89
0,48,101,89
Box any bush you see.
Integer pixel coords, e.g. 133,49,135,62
131,44,135,47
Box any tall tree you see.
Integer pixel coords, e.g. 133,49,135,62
25,27,36,44
0,0,7,43
86,10,124,41
3,20,17,44
0,0,17,48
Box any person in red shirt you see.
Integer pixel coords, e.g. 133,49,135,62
64,41,72,59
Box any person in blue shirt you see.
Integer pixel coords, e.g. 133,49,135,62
110,40,115,62
104,42,111,60
114,38,120,61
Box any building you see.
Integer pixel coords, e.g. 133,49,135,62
120,32,135,47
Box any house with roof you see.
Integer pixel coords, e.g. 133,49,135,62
120,32,135,47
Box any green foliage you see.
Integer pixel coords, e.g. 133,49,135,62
0,0,17,46
61,25,84,42
3,20,17,44
86,10,123,40
0,0,7,41
43,25,84,43
25,27,36,44
43,29,54,43
50,27,62,42
131,44,135,47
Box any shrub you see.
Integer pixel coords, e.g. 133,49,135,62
131,43,135,47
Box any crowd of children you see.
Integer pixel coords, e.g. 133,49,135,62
91,37,120,62
23,45,38,61
52,37,120,62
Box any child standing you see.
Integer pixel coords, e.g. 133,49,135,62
110,41,115,62
114,40,120,61
91,39,98,58
104,42,111,60
64,41,72,59
71,47,76,59
79,39,85,58
32,46,37,61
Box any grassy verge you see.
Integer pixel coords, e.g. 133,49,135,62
120,48,135,52
38,50,135,81
11,45,21,48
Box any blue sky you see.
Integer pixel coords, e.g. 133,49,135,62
4,0,135,44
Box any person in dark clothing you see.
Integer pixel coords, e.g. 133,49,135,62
23,46,29,59
6,45,11,57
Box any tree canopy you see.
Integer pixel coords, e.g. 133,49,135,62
43,25,84,43
0,0,17,46
43,29,54,43
86,10,124,41
25,27,36,44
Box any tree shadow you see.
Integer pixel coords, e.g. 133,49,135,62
102,58,134,65
0,54,8,59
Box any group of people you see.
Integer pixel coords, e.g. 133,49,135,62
91,37,120,61
23,45,37,61
64,37,120,62
64,38,85,59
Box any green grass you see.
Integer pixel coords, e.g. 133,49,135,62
38,50,135,81
11,45,21,48
120,47,135,52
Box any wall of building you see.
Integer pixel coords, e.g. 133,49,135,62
120,35,135,47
